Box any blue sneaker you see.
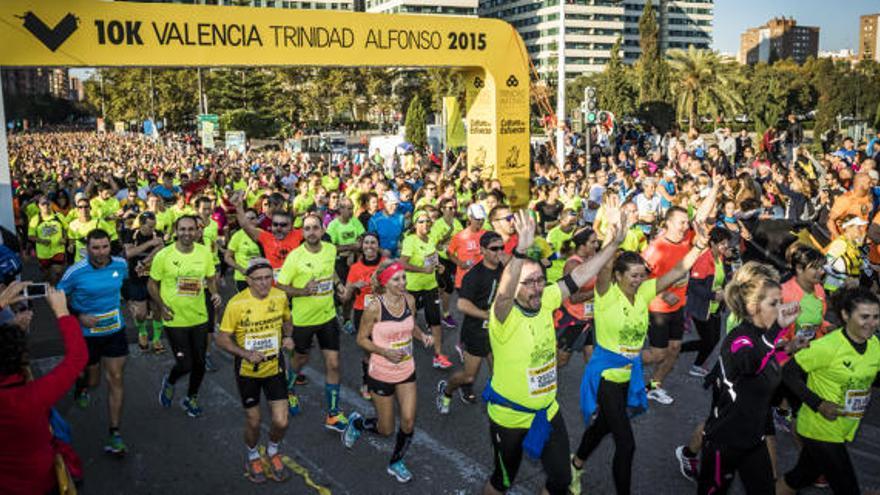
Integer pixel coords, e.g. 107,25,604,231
387,460,413,483
287,393,301,416
181,395,203,418
159,375,173,408
342,320,355,335
342,411,362,449
104,432,128,456
324,412,348,433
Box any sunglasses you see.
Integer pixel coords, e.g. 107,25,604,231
416,219,431,224
485,245,504,252
272,222,290,228
77,204,90,209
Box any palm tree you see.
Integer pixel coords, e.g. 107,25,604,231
667,46,744,129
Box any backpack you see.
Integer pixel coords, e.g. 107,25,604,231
0,243,22,285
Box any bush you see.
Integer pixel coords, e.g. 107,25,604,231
219,109,277,139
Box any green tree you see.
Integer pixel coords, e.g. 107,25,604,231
598,37,637,117
667,47,744,129
636,0,667,103
404,96,427,148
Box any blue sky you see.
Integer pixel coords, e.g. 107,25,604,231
712,0,879,55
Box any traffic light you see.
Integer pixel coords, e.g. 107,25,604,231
582,86,598,124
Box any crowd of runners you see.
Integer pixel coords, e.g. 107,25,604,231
1,124,880,494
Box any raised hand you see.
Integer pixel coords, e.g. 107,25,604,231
513,210,535,253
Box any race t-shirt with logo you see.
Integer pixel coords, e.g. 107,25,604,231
277,241,337,326
642,231,693,313
58,256,128,337
227,229,262,282
487,284,562,429
257,229,303,276
795,329,880,443
346,257,384,310
447,228,485,288
90,196,121,221
326,217,365,248
401,233,439,291
27,213,66,259
220,287,290,378
149,243,215,327
594,278,657,383
67,218,119,262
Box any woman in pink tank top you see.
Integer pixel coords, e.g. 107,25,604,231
343,260,432,484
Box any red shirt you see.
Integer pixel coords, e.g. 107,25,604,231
258,229,303,269
448,228,485,288
0,316,87,495
642,230,694,313
346,257,385,310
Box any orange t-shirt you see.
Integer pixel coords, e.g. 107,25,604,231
258,229,303,269
346,258,384,310
829,191,872,233
448,228,485,288
642,230,694,313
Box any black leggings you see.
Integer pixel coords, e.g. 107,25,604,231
681,313,721,367
166,324,209,397
575,379,634,494
489,411,571,494
697,439,773,495
784,437,859,495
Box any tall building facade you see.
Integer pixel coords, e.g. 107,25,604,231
2,68,70,100
479,0,713,78
738,17,819,65
365,0,476,16
860,13,880,62
119,0,354,10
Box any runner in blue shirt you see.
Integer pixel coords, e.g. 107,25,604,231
368,191,406,257
57,228,130,457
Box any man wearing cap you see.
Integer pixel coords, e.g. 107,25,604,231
368,191,406,258
437,231,506,413
824,214,868,292
217,258,294,483
827,172,873,238
448,204,488,290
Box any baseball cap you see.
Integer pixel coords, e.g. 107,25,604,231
245,257,273,276
841,217,868,229
383,191,399,204
467,204,486,220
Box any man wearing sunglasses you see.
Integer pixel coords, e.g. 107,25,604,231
232,191,302,279
68,198,118,263
437,231,506,413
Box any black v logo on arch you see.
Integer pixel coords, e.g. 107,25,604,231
20,11,78,52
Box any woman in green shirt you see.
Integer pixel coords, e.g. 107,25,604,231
777,287,880,495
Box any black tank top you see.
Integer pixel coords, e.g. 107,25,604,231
378,295,412,322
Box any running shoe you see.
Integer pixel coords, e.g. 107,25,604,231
387,460,413,483
245,457,267,484
181,395,203,418
342,411,363,449
432,354,453,370
138,332,149,350
441,314,458,329
459,385,477,405
159,374,173,408
360,384,371,400
569,454,583,495
104,432,128,456
813,475,829,488
436,380,451,415
287,393,301,416
205,353,219,372
325,412,349,433
74,389,90,409
773,407,792,434
266,453,291,482
688,365,709,378
152,339,166,354
647,386,674,405
675,445,699,483
342,320,355,335
455,342,464,363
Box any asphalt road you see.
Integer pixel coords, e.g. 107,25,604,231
25,264,880,495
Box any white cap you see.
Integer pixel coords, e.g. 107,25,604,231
383,191,399,204
841,217,868,229
467,203,486,220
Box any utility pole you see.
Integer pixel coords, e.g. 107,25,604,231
197,67,204,114
555,1,566,171
99,69,105,120
148,68,155,120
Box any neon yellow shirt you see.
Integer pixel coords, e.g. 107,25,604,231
149,243,215,327
401,233,439,291
277,242,337,326
227,229,262,282
594,279,657,383
28,213,66,259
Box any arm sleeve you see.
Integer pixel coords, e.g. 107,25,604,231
26,316,88,409
782,358,824,411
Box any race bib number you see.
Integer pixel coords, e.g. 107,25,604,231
91,309,121,334
423,253,439,268
391,338,413,362
177,277,203,296
527,359,557,397
583,303,594,318
40,224,58,237
482,320,489,329
618,344,641,360
315,278,333,296
843,389,869,418
244,334,279,355
273,269,281,282
364,294,376,307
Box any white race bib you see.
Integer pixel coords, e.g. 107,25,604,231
391,337,413,362
527,359,557,397
91,309,121,334
618,344,641,360
244,334,279,355
423,253,439,268
795,325,817,341
583,302,594,318
315,279,333,295
843,389,870,418
176,277,203,297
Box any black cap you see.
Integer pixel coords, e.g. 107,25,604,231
480,231,502,248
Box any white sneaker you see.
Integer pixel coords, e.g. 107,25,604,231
647,386,674,405
688,365,709,378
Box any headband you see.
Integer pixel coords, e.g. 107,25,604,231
378,262,404,287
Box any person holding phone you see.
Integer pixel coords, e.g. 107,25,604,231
57,228,130,456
